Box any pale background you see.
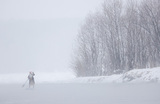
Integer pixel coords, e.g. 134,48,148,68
0,0,103,73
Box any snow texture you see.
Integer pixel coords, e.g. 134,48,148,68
0,83,160,104
68,67,160,83
0,68,160,104
0,67,160,84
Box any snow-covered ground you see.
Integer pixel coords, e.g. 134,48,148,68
0,83,160,104
0,67,160,84
71,67,160,83
0,67,160,104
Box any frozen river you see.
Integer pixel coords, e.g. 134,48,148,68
0,83,160,104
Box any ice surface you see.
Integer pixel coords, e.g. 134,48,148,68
0,83,160,104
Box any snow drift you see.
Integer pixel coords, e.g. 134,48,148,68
122,67,160,83
68,67,160,83
69,67,160,83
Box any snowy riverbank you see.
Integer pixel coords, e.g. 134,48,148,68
0,67,160,84
70,67,160,83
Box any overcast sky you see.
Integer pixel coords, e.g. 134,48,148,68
0,0,103,73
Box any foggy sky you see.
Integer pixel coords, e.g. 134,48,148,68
0,0,103,73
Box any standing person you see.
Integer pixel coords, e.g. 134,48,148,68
28,72,35,88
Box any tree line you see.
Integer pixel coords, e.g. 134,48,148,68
72,0,160,77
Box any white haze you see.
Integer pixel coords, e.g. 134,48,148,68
0,1,159,104
0,0,103,73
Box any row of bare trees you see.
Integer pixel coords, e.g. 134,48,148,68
72,0,160,77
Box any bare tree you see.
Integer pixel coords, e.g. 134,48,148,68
72,0,160,77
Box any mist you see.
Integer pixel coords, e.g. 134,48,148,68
0,1,160,104
0,19,79,73
0,0,103,73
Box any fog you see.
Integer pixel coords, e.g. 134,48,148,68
0,0,103,73
0,1,160,104
0,19,79,73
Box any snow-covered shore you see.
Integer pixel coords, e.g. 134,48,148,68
0,67,160,84
0,68,160,104
70,67,160,83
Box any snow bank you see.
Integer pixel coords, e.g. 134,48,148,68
67,74,122,83
122,67,160,83
67,67,160,83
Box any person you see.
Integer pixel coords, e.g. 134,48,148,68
28,71,35,88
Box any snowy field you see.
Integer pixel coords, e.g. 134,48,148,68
1,67,160,84
0,83,160,104
0,67,160,104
